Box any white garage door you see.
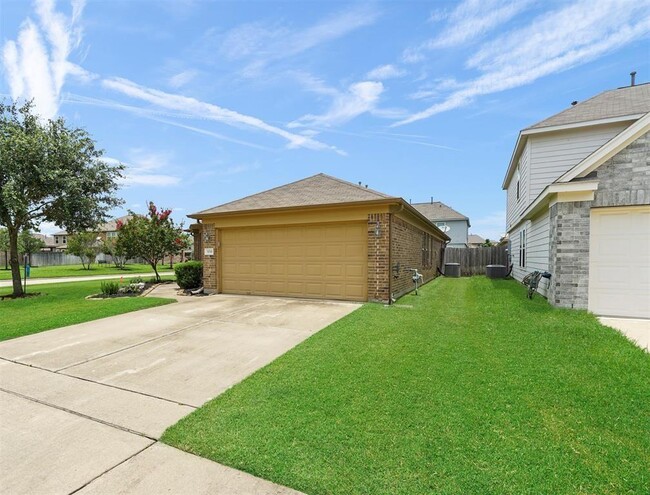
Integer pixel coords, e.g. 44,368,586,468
589,206,650,318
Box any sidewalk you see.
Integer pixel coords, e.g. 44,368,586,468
0,272,174,288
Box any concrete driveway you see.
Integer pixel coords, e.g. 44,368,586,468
0,293,359,494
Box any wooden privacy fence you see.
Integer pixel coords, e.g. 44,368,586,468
443,246,509,276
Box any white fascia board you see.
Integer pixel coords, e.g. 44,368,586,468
502,132,526,190
506,181,599,232
557,112,650,183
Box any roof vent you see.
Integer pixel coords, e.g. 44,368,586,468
630,71,637,86
571,100,578,106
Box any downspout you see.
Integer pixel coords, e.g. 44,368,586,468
389,204,404,304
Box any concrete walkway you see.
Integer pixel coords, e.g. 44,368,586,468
0,272,174,288
0,291,359,494
599,317,650,352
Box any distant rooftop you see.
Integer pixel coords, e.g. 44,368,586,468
526,83,650,130
468,234,485,244
191,173,395,216
411,201,469,223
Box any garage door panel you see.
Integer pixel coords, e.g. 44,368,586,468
589,206,650,318
221,223,367,301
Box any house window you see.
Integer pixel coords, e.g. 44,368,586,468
519,229,526,267
106,231,118,239
55,237,59,244
516,169,521,201
63,237,66,244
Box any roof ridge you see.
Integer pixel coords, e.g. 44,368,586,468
318,173,395,199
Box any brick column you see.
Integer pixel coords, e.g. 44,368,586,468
201,223,217,292
367,213,390,302
548,201,590,309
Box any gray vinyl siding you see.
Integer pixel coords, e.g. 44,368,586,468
528,123,627,199
506,141,530,229
438,219,468,247
525,211,550,296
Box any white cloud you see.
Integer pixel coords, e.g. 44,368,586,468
470,210,506,241
396,0,650,126
2,0,90,120
104,152,181,188
365,64,406,80
288,81,384,128
403,0,530,62
103,77,343,154
36,221,59,235
168,69,198,88
219,5,380,74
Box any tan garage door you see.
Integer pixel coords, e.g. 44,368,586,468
589,205,650,318
221,223,367,301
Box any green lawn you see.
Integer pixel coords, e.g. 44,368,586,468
162,277,650,495
0,279,175,341
0,263,172,280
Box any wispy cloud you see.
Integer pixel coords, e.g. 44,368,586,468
404,0,530,63
218,5,380,75
365,64,406,80
288,81,384,128
104,152,181,187
396,0,650,126
102,77,344,153
168,69,198,88
2,0,93,120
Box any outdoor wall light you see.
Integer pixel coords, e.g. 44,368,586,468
393,262,400,279
374,221,381,237
203,230,210,243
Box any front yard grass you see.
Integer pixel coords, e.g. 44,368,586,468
0,263,171,280
162,277,650,495
0,279,175,341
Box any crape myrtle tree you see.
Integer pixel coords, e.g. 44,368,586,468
0,100,124,296
67,232,101,270
101,237,128,269
117,202,188,282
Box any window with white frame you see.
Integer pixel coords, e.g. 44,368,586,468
106,231,118,239
519,229,526,267
515,168,521,202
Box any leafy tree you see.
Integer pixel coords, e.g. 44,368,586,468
101,237,127,269
482,239,493,247
0,227,8,270
18,230,45,264
67,232,101,270
117,202,186,282
0,100,123,296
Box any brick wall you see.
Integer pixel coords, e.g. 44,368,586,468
592,131,649,208
548,201,591,309
201,223,217,292
548,131,649,309
367,213,390,302
389,216,443,300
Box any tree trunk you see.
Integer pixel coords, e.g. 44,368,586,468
4,250,7,270
8,226,23,297
151,261,160,283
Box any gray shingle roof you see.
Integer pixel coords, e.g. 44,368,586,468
411,201,468,222
526,83,650,130
98,215,132,232
192,173,395,216
468,234,485,244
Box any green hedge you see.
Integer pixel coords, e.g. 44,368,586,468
174,261,203,289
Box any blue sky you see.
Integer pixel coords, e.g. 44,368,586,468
2,0,649,239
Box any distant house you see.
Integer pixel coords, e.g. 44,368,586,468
467,234,486,248
51,215,132,251
33,234,58,252
412,201,470,247
503,81,649,318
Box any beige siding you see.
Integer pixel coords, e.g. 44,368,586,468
528,123,626,199
506,141,530,228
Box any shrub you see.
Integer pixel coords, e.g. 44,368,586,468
175,261,203,289
100,280,120,296
129,276,144,284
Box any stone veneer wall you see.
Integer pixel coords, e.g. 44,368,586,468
548,131,649,309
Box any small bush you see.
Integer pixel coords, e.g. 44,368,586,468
175,261,203,289
100,281,120,296
129,276,144,284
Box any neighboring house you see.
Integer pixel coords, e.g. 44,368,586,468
412,201,470,247
503,81,650,318
33,234,58,252
52,215,132,250
467,234,486,248
188,173,449,303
